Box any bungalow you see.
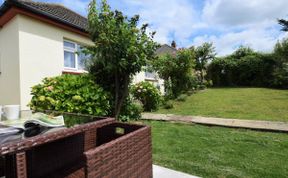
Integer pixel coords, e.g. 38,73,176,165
0,0,166,115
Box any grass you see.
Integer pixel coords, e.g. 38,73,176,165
143,120,288,178
157,88,288,121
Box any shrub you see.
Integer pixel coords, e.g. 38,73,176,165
204,80,213,87
119,98,143,122
29,74,110,116
131,81,161,112
163,100,174,109
151,48,196,98
272,63,288,89
207,54,277,87
176,94,188,102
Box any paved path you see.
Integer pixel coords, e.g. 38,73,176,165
142,113,288,132
153,165,200,178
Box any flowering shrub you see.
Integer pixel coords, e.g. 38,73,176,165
29,74,110,116
131,81,161,112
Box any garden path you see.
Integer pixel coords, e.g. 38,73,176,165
142,113,288,132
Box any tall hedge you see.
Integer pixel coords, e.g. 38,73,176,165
207,54,277,87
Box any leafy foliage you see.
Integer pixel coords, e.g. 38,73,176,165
195,42,216,84
85,0,158,119
207,46,278,87
29,75,110,116
151,48,196,98
272,38,288,88
118,97,143,122
230,46,256,59
131,81,161,112
274,38,288,63
278,19,288,32
162,100,174,109
176,94,188,102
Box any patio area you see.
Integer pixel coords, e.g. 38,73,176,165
153,165,199,178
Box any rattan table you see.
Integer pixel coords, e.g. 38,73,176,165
0,112,152,178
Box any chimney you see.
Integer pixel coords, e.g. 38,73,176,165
171,40,176,49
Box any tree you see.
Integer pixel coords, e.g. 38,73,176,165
86,0,158,119
231,46,256,59
195,42,216,84
151,48,195,98
273,38,288,88
278,19,288,32
274,38,288,63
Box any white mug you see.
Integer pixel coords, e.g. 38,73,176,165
3,105,20,120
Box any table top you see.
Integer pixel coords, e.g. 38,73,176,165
0,111,114,155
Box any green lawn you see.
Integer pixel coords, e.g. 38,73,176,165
157,88,288,121
144,120,288,178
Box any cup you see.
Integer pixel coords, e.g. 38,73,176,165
3,105,20,120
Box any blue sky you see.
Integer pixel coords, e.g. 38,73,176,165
1,0,288,56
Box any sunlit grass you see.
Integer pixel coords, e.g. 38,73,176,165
144,120,288,178
157,88,288,121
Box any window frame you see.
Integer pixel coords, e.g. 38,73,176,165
145,71,157,80
63,40,87,72
144,66,158,81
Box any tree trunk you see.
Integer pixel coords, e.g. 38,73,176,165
200,69,204,84
114,72,119,118
115,75,129,119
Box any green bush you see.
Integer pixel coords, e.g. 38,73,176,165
151,48,196,98
163,100,174,109
176,94,188,102
119,98,143,122
29,74,110,116
272,63,288,89
204,80,213,87
207,54,277,87
131,81,161,112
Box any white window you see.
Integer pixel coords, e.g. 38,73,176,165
145,71,157,80
63,40,88,71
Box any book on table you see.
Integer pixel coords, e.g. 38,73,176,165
0,113,65,144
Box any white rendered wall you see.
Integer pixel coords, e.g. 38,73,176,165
132,71,165,95
0,14,165,111
0,16,21,106
17,15,93,110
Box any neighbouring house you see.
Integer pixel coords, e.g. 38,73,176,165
133,44,177,94
0,0,167,115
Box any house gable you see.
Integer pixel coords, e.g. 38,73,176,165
155,44,177,56
0,0,89,37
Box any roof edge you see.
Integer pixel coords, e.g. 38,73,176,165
0,0,88,36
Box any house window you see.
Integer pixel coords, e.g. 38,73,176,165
145,71,157,80
63,40,88,71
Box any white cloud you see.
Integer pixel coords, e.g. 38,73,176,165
117,0,288,55
49,0,288,56
193,27,288,56
189,0,288,56
203,0,288,28
118,0,201,46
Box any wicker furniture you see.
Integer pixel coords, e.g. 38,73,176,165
85,123,152,178
0,113,152,178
